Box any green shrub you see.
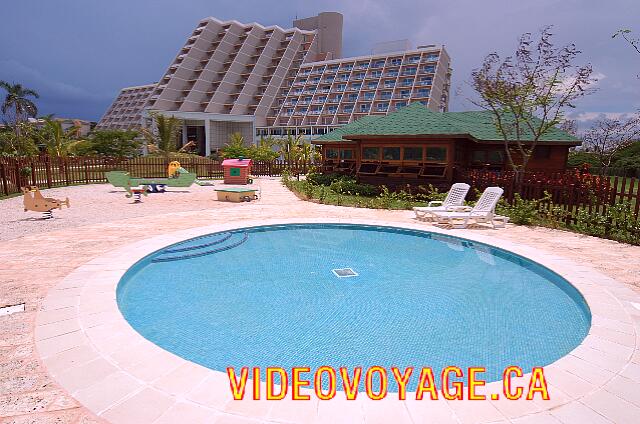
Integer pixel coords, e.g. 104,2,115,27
329,179,379,196
306,173,343,186
495,194,540,225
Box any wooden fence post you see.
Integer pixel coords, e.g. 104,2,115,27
0,163,8,196
45,156,52,188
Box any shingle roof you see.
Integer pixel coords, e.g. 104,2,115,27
313,115,382,142
314,103,580,144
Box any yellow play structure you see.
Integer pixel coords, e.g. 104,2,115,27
168,161,189,178
22,186,70,219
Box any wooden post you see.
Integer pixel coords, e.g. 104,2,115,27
45,156,52,188
0,162,8,196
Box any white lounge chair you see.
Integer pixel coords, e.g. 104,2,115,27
431,186,507,229
413,183,470,221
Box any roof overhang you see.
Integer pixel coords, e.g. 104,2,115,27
318,133,581,146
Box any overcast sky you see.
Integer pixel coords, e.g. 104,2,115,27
1,0,639,128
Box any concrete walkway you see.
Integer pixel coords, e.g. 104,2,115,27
1,178,639,423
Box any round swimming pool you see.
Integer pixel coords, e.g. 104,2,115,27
117,224,591,391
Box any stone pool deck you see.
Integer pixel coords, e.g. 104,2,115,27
1,178,640,424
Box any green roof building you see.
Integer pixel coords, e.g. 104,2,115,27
313,103,580,187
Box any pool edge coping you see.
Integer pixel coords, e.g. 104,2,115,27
34,218,640,424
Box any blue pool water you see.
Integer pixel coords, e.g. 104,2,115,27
117,224,591,391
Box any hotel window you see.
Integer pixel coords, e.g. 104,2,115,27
380,91,392,100
343,106,354,113
348,94,358,101
326,148,339,159
390,58,402,66
426,146,447,162
373,60,385,68
364,92,375,100
488,150,505,163
403,67,417,75
426,54,439,61
396,101,407,109
329,65,339,71
400,90,410,98
340,149,355,159
533,146,551,159
403,147,423,161
383,147,401,160
360,103,371,112
336,84,346,91
363,147,380,160
367,82,378,89
401,78,413,87
351,83,362,90
384,81,395,88
370,70,382,77
328,106,338,113
377,102,389,112
423,65,436,73
417,88,430,97
419,77,433,85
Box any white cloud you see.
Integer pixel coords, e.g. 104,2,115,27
571,111,638,122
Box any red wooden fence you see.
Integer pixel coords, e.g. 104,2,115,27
0,156,313,196
456,169,640,223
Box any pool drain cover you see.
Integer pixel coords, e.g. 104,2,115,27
332,268,358,278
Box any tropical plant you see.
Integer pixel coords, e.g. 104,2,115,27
250,136,279,161
72,129,141,157
141,112,182,159
220,132,250,158
278,132,304,163
38,117,83,157
0,123,38,157
470,26,595,183
0,81,40,145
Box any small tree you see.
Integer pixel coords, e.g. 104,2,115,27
220,132,250,158
141,112,181,159
249,136,279,161
470,26,595,182
583,113,640,174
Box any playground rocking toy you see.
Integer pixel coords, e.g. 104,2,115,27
22,186,70,219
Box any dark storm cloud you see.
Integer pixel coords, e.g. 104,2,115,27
1,0,638,125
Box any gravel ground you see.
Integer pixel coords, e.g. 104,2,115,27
0,180,265,241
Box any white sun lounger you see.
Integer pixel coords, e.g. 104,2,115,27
413,183,470,221
431,186,507,229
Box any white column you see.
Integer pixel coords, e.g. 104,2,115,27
204,119,211,157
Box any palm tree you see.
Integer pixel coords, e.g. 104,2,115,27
39,116,82,157
141,112,182,159
0,81,39,138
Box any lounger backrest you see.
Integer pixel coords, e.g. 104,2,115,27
472,187,504,214
443,183,471,207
